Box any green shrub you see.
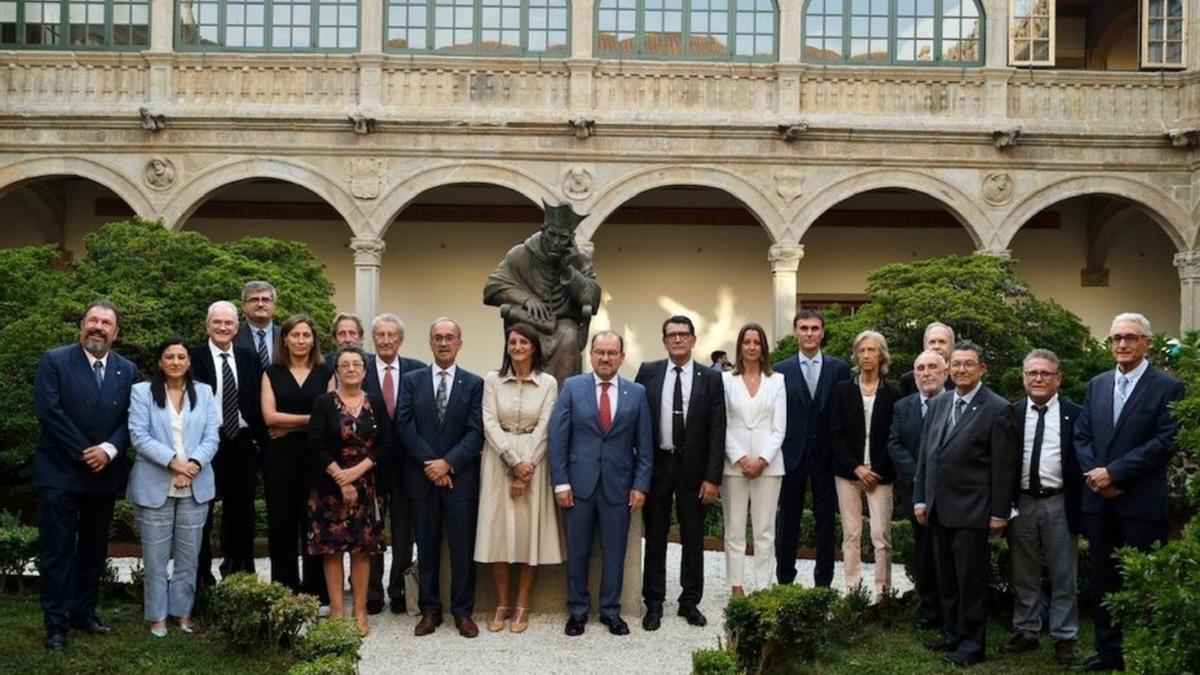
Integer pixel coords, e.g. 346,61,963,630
210,572,292,651
890,518,915,583
826,585,871,646
269,593,321,649
288,654,358,675
1105,522,1200,675
0,511,37,590
0,220,336,481
692,646,738,675
724,584,837,673
296,618,362,663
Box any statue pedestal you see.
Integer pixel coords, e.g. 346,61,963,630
436,516,644,617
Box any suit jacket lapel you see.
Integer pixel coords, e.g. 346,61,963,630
612,377,634,435
581,376,602,436
1096,372,1116,453
648,364,666,429
684,363,702,428
940,389,984,448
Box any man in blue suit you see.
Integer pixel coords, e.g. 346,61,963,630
773,309,850,587
397,318,484,638
1072,312,1185,672
550,331,654,636
364,313,426,616
33,301,138,651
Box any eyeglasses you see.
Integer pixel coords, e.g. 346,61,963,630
1023,370,1059,380
664,331,694,342
245,296,274,305
431,335,459,344
948,361,979,371
1110,334,1147,345
592,349,621,358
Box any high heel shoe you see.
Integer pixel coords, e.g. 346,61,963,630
510,608,530,634
488,606,511,632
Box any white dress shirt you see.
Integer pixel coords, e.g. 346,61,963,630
167,401,193,498
82,347,118,460
432,363,458,400
861,392,876,466
376,355,402,404
208,339,248,429
1021,394,1062,490
659,360,694,451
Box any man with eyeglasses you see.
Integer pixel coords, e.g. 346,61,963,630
234,280,280,370
914,340,1017,667
634,315,726,630
999,349,1082,666
1071,313,1185,673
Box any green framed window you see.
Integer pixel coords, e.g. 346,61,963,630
803,0,984,66
177,0,359,51
385,0,569,56
595,0,777,61
0,0,150,49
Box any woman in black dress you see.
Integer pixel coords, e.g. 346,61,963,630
261,314,332,599
308,346,388,636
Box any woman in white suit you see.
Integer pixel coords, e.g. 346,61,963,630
720,323,787,596
128,338,220,637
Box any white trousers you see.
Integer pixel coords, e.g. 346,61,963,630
721,474,783,592
834,476,893,597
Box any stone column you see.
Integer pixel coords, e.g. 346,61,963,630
351,237,386,322
572,0,594,59
357,0,385,108
149,0,172,51
982,0,1008,69
146,0,175,105
768,243,804,345
1175,251,1200,333
977,246,1012,259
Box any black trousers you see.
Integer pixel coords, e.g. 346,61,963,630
1083,511,1168,663
197,430,259,589
642,451,707,610
911,513,942,624
775,456,836,586
368,467,414,609
412,486,477,618
931,510,990,659
264,437,327,603
37,488,115,635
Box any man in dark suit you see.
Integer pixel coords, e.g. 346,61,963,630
773,309,850,588
364,313,426,616
550,331,654,637
397,318,484,638
899,321,956,397
999,349,1083,666
886,349,948,630
234,280,279,369
33,300,139,651
914,340,1017,667
191,301,265,589
1071,313,1185,672
635,315,725,630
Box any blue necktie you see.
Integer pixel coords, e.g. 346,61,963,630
802,359,818,398
256,329,270,369
93,360,104,388
1113,375,1130,424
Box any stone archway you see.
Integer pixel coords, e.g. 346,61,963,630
0,155,155,218
159,156,369,237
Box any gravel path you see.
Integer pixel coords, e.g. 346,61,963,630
110,545,911,674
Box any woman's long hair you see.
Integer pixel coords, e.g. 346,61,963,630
150,337,197,410
499,323,544,377
733,323,773,376
274,314,323,369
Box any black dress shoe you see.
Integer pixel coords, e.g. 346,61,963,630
366,601,384,616
390,600,405,615
642,609,662,631
70,617,113,635
1069,654,1125,672
999,633,1040,654
924,632,958,652
942,651,983,667
599,615,630,635
1054,640,1078,666
44,633,67,651
678,606,707,627
564,614,587,636
914,616,940,630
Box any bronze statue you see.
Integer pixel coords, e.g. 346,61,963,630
483,201,601,383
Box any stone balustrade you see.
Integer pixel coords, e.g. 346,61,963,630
2,50,1196,131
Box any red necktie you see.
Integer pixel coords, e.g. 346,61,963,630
599,381,613,434
383,365,396,419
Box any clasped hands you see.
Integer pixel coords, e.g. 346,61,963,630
510,462,535,498
736,456,769,480
853,465,884,493
168,456,200,489
424,458,454,489
1084,467,1123,499
82,445,112,473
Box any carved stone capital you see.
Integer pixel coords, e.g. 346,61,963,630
768,243,805,272
977,247,1012,259
350,237,386,266
1175,250,1200,279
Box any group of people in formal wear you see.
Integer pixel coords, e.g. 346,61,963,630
32,279,1183,671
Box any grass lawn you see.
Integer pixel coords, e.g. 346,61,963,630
799,616,1097,674
0,592,296,675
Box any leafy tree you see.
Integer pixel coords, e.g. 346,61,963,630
0,219,336,480
772,255,1109,401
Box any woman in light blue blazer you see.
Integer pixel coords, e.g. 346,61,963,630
128,337,220,637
